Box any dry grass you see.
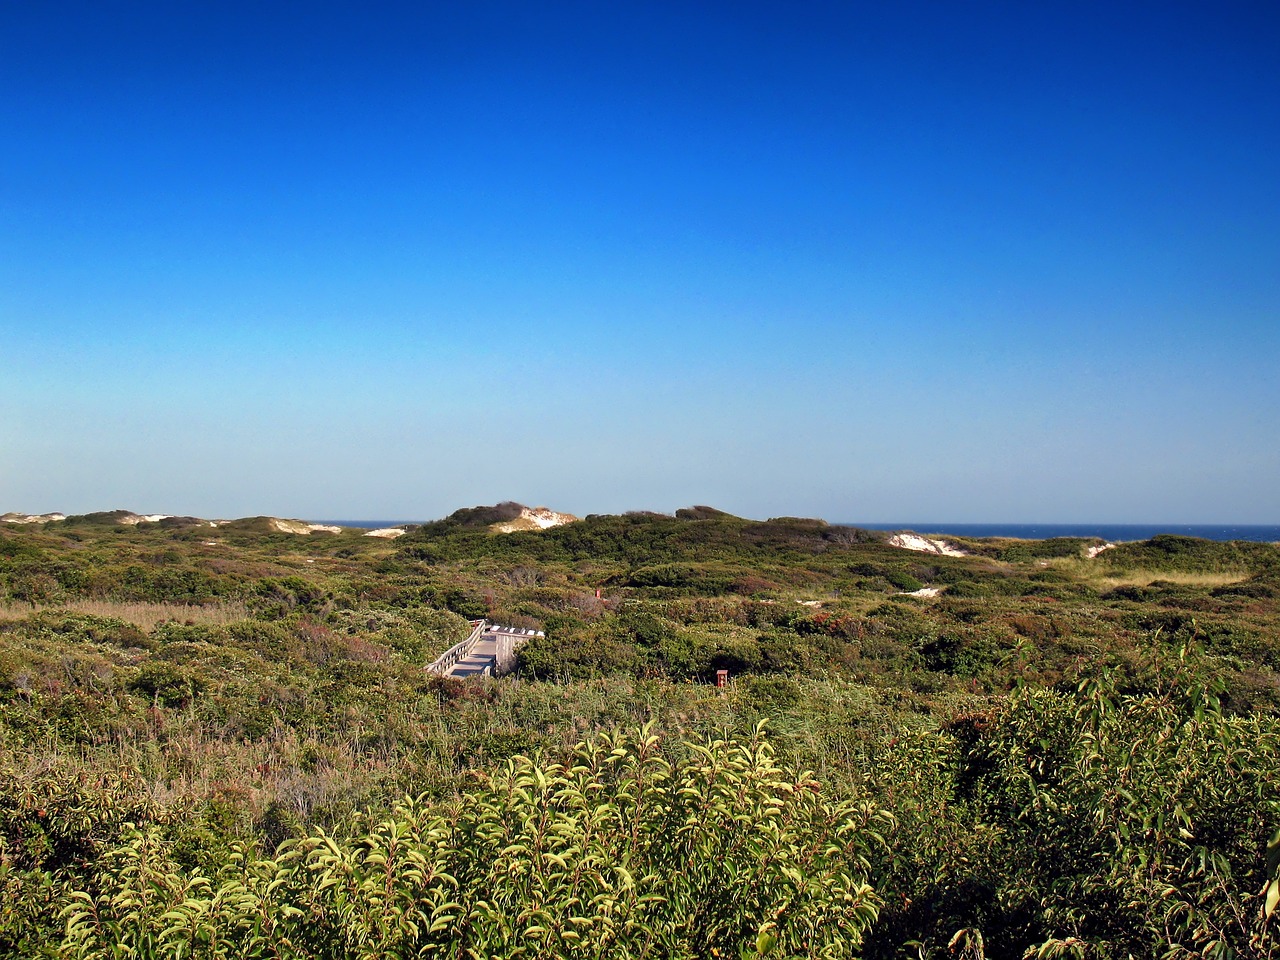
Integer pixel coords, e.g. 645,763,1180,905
0,599,251,630
1095,570,1249,589
1046,558,1250,589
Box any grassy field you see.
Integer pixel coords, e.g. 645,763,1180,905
1,509,1278,957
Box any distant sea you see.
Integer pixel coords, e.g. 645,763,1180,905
847,523,1280,543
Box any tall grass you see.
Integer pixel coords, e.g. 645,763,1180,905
1096,569,1250,588
1046,558,1250,588
0,599,250,629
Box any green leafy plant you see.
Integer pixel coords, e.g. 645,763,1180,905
59,724,889,959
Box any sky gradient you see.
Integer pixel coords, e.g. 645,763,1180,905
2,2,1278,522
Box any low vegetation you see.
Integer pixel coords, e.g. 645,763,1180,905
1,507,1278,957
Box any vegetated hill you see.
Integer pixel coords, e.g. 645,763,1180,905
413,501,581,536
152,515,207,529
415,501,528,535
212,516,284,534
1096,534,1278,574
402,507,885,568
51,509,204,528
988,537,1106,562
58,509,143,526
674,504,739,520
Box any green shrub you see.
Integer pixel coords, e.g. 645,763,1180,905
0,761,167,955
60,725,889,959
129,662,203,707
879,642,1280,956
1100,536,1272,575
886,571,924,592
517,628,642,680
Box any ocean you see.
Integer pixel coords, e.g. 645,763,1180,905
846,523,1280,543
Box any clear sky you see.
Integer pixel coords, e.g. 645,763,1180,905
2,2,1277,523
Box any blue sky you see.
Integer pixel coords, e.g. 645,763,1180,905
2,2,1277,522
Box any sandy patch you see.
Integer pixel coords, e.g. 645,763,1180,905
493,506,580,533
1085,543,1116,558
1,512,66,524
886,533,969,557
900,586,943,598
270,519,343,535
364,527,406,538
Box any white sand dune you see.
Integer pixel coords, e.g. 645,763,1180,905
270,519,344,535
493,506,579,533
886,533,969,557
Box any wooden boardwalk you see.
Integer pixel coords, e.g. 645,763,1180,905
426,621,543,679
447,630,503,678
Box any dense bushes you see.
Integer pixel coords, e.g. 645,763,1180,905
1100,535,1275,575
7,663,1276,958
59,725,888,959
943,646,1280,956
0,759,172,956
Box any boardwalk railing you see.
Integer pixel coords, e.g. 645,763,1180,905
426,620,487,676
